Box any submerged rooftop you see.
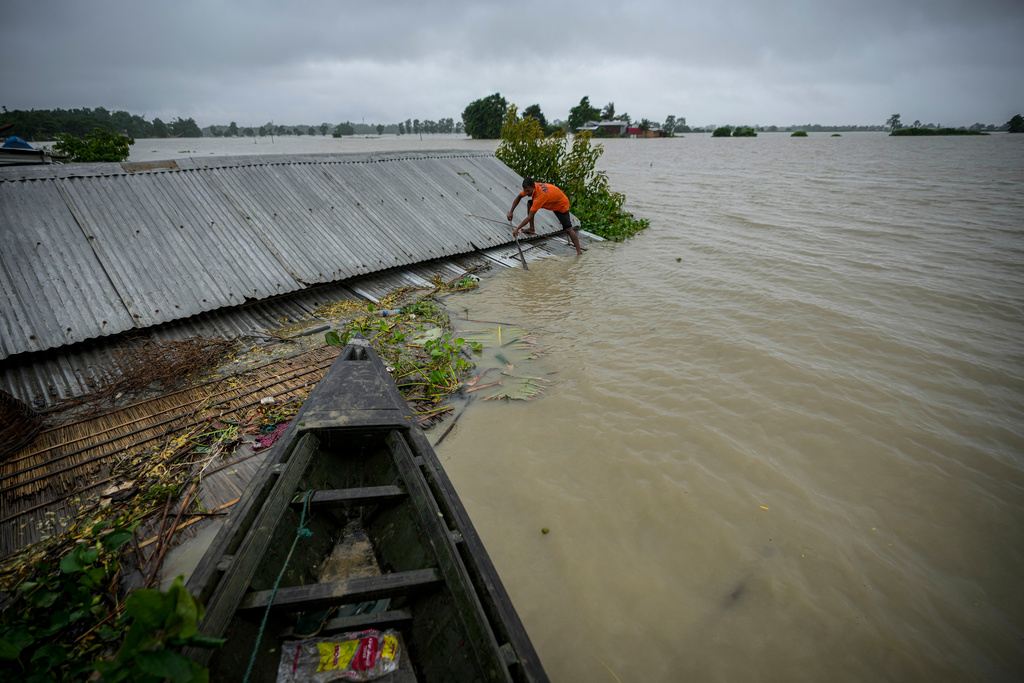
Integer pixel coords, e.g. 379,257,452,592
0,150,586,404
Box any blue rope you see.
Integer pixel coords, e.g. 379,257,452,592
242,490,314,683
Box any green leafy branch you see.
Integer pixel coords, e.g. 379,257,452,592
0,521,220,682
51,127,134,163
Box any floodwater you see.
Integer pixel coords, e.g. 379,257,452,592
136,133,1024,681
438,134,1024,682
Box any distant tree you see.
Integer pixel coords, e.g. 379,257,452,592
168,117,202,137
242,127,253,137
912,120,922,128
317,123,327,136
294,127,304,136
53,127,134,162
413,119,421,135
568,96,602,131
886,114,902,132
152,117,168,138
258,125,267,137
405,119,413,134
334,122,355,136
398,122,405,135
376,124,385,135
601,102,615,121
455,121,464,135
732,126,757,137
712,126,733,137
523,104,547,128
461,93,508,139
663,115,677,136
619,112,631,127
1005,114,1023,133
638,119,652,135
228,121,239,136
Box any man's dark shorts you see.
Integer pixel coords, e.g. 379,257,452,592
527,198,574,231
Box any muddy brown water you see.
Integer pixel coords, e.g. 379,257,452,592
132,134,1024,681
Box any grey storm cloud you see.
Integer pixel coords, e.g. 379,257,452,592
3,0,1022,128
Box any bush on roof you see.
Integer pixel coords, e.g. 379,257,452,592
496,105,649,242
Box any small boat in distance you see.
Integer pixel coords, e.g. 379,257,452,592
186,337,548,682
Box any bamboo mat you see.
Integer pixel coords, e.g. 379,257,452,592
0,345,341,558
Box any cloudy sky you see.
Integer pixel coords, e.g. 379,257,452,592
4,0,1022,129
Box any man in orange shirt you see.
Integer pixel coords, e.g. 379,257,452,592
507,177,583,256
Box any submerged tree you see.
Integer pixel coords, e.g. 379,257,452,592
168,116,203,137
461,93,508,139
567,96,602,131
523,104,548,128
663,115,677,136
1008,114,1024,133
886,114,902,132
53,127,134,162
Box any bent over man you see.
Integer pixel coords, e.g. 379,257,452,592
507,177,583,256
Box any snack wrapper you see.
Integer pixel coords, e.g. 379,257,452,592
276,630,401,682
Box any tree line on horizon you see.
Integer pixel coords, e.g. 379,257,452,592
461,94,1022,139
885,113,1018,134
0,107,466,141
209,117,465,138
5,105,1019,144
0,106,203,139
461,94,688,139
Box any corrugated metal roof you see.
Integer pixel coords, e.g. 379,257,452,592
0,151,569,361
0,233,606,407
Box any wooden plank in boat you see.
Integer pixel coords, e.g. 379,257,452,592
195,433,321,648
403,416,549,680
291,485,407,508
238,569,442,612
385,431,510,679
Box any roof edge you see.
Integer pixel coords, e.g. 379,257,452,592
0,149,496,182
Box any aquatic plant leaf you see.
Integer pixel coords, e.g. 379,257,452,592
409,327,443,346
459,327,542,367
477,373,549,401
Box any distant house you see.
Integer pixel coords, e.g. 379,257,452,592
626,126,665,138
576,120,630,136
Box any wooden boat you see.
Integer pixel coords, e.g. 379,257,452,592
186,337,548,682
